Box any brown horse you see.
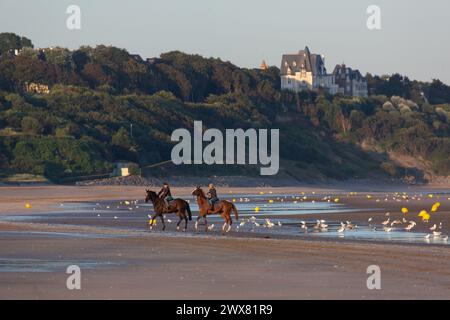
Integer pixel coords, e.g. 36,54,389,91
145,190,192,231
191,186,238,234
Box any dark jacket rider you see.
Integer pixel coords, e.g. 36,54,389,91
158,182,173,208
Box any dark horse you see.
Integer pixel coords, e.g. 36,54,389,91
191,186,238,234
145,190,192,231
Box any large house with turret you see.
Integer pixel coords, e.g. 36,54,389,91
280,46,367,97
333,64,368,97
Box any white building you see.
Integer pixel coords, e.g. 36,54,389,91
280,46,338,94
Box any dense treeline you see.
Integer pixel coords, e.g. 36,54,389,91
0,33,449,182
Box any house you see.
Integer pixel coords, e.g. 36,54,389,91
280,46,338,94
112,161,135,177
333,64,368,97
130,54,143,63
24,82,50,94
260,60,269,70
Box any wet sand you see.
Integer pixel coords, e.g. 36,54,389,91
1,185,450,299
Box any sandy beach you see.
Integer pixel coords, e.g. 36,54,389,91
1,184,450,299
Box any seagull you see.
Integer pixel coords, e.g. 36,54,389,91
433,231,442,237
346,222,356,230
300,221,308,231
382,218,390,226
383,227,393,232
368,217,373,223
391,220,402,226
430,224,437,231
337,225,345,233
425,234,431,239
208,224,215,231
265,219,275,228
313,220,328,230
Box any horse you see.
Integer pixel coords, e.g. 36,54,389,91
191,186,238,234
145,189,192,231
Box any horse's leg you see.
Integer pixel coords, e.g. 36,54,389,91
159,215,166,231
184,217,188,231
195,215,201,231
226,213,232,233
221,222,227,235
204,216,208,232
220,212,230,235
221,214,226,235
176,217,183,231
149,213,158,230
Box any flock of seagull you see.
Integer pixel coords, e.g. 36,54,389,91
78,191,449,242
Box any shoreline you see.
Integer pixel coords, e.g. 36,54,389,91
1,184,450,299
1,183,450,215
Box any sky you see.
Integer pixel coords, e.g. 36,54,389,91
1,0,449,83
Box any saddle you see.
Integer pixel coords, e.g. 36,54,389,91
208,201,221,213
163,198,175,212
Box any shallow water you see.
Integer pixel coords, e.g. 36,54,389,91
1,194,449,246
0,258,121,273
0,230,132,239
237,219,449,246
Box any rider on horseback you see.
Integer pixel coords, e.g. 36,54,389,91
157,182,173,210
207,183,219,212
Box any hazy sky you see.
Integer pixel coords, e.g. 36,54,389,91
1,0,449,83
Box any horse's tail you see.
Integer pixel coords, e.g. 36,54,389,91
232,203,239,221
186,203,192,221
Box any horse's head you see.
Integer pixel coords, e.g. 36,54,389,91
191,186,204,198
145,189,157,203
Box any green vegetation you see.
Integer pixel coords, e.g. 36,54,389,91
0,33,449,183
0,33,33,55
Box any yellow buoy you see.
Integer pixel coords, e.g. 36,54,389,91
25,203,31,209
401,207,408,214
418,210,430,222
255,206,260,213
431,202,440,212
268,199,274,203
334,198,340,203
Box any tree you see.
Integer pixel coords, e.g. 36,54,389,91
0,33,33,55
21,116,43,135
112,127,132,148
